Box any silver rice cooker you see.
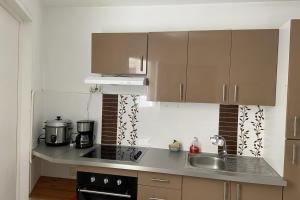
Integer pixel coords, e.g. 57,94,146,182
44,116,73,146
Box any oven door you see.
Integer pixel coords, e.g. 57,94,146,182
77,187,134,200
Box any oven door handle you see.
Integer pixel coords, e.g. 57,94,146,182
78,188,132,199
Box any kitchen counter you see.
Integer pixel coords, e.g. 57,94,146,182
32,143,286,186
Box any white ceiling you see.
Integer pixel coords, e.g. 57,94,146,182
41,0,300,7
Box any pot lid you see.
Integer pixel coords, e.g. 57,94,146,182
45,116,71,127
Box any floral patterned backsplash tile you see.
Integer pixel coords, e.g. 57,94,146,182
237,105,265,157
117,95,140,146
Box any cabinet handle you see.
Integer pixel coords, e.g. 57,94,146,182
179,83,184,101
234,84,238,103
222,84,227,102
292,144,297,165
149,198,165,200
223,182,228,200
140,56,144,72
236,184,241,200
151,178,170,183
294,116,298,137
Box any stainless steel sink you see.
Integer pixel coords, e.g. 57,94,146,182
187,154,227,170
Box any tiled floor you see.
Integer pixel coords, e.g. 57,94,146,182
30,176,76,200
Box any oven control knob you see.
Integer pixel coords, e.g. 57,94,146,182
104,178,109,184
117,179,122,186
90,177,96,183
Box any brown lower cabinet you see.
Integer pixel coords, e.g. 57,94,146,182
182,177,228,200
182,176,282,200
230,182,282,200
138,171,182,200
138,185,181,200
283,140,300,200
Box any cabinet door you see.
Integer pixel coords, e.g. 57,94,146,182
231,182,282,200
186,31,231,104
229,30,278,106
147,32,188,102
286,20,300,139
182,176,229,200
283,140,300,200
92,33,147,75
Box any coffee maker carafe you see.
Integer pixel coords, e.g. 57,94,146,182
75,120,95,149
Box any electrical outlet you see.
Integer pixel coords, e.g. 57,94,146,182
89,85,102,93
69,166,77,177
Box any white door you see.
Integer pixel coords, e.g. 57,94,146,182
0,5,20,200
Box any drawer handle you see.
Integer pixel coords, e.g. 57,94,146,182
151,178,170,183
149,198,166,200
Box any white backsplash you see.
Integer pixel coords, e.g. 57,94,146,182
116,95,220,152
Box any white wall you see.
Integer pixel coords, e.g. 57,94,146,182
263,21,291,176
0,5,20,200
17,0,44,196
36,1,300,176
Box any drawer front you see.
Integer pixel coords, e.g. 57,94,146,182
138,172,182,190
138,185,181,200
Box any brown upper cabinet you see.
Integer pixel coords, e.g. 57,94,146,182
229,30,279,106
92,33,147,75
91,30,278,106
147,32,188,102
186,31,231,104
147,29,278,105
286,20,300,139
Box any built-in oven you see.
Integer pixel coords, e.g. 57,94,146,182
77,171,137,200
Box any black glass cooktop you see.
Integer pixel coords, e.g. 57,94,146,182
82,144,146,162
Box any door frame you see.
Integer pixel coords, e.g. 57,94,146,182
0,1,32,200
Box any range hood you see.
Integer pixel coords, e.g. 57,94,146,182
84,74,148,86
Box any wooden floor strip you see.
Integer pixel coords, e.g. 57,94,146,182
30,176,76,200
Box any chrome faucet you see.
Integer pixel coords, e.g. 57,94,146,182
210,135,228,158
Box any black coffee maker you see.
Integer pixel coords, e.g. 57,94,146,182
75,120,95,149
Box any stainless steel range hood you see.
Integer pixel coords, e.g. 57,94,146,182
84,74,148,86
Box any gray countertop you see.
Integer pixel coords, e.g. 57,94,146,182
32,143,286,186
